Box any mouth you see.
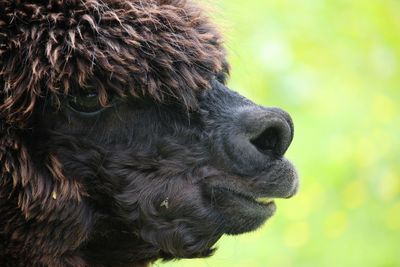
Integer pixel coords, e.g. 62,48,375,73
207,157,298,201
256,196,275,205
216,187,278,215
213,186,282,215
205,186,277,235
215,187,276,206
204,159,298,235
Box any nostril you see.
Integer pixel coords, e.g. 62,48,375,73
248,115,293,157
250,127,279,155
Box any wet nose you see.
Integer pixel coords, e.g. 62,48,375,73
238,107,294,157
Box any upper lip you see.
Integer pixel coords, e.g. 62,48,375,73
213,176,298,201
205,157,299,200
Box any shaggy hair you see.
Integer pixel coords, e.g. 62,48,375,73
0,1,298,267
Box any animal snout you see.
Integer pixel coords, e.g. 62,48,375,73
220,106,294,175
246,107,294,157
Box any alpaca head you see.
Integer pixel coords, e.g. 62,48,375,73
0,1,297,265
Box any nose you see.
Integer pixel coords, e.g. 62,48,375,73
201,80,295,174
238,107,294,157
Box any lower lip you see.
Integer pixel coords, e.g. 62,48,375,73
252,198,276,214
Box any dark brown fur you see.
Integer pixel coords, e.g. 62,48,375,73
0,1,297,266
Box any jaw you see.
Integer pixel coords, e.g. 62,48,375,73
107,157,297,257
203,158,298,235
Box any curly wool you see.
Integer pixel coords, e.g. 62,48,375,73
0,0,228,128
0,3,228,265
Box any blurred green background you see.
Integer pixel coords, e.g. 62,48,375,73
158,0,400,266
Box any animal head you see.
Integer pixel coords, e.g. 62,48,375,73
0,1,298,266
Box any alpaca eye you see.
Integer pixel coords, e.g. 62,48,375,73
68,92,103,114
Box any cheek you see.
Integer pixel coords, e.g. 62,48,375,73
118,171,206,219
120,176,222,258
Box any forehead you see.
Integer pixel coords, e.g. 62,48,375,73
0,0,228,125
